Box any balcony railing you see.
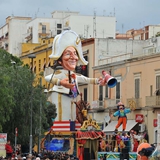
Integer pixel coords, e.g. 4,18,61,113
91,100,106,111
38,33,50,38
146,96,160,107
90,99,122,112
105,99,117,108
127,98,142,109
98,53,133,65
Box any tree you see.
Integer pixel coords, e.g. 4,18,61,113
44,101,57,128
0,49,56,152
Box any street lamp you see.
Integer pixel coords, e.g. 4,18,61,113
28,54,36,155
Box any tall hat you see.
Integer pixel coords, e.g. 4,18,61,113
117,102,123,106
49,30,88,65
117,101,124,109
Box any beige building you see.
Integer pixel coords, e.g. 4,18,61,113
93,38,160,144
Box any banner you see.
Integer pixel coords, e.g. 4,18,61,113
0,133,7,143
157,114,160,152
0,133,7,157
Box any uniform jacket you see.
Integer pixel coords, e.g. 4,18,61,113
45,69,99,95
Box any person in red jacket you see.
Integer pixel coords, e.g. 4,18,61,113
133,138,139,152
5,140,13,160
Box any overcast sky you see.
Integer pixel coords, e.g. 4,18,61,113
0,0,160,33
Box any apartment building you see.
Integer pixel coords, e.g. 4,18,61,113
0,16,31,56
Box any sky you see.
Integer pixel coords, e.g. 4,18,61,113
0,0,160,33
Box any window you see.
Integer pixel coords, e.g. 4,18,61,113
156,75,160,89
135,78,140,98
75,56,88,77
99,85,103,106
42,25,46,33
39,59,41,71
116,81,120,103
57,24,62,28
57,30,61,34
115,76,121,104
84,88,87,102
150,85,153,96
81,56,88,77
134,73,141,99
105,84,109,98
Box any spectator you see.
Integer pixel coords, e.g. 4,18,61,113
110,132,116,152
130,130,135,151
143,131,149,143
126,132,132,152
133,138,139,152
5,140,13,160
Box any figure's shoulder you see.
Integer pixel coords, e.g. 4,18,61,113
54,70,62,75
54,69,68,78
75,73,82,76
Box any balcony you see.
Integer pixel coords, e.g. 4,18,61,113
106,99,117,109
126,98,142,110
90,100,106,112
38,33,50,38
145,96,160,107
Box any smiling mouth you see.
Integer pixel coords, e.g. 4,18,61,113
68,60,77,65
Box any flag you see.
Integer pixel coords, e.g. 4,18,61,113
15,128,18,137
51,121,81,131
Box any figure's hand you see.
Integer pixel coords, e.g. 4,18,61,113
98,77,106,86
60,78,75,89
110,114,113,119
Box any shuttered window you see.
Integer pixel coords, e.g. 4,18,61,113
105,84,108,98
156,75,160,89
116,81,120,104
116,82,120,99
42,25,46,33
99,85,103,106
135,78,140,98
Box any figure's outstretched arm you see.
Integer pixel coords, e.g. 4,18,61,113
60,78,75,89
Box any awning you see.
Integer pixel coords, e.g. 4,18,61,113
76,130,106,140
103,120,138,133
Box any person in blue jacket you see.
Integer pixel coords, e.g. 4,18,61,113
113,102,131,132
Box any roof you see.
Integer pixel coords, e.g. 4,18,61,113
103,120,138,133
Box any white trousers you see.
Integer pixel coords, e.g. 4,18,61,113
48,92,77,121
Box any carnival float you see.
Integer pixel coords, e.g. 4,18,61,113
41,29,158,160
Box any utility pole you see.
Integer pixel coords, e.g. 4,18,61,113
38,78,42,154
15,128,18,157
28,54,36,155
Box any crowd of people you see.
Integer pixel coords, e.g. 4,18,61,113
99,130,149,153
23,151,79,160
1,150,79,160
2,139,79,160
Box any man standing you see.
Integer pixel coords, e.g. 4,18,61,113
5,140,13,160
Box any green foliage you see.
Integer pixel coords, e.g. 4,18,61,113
44,101,57,128
0,49,56,151
156,32,160,37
